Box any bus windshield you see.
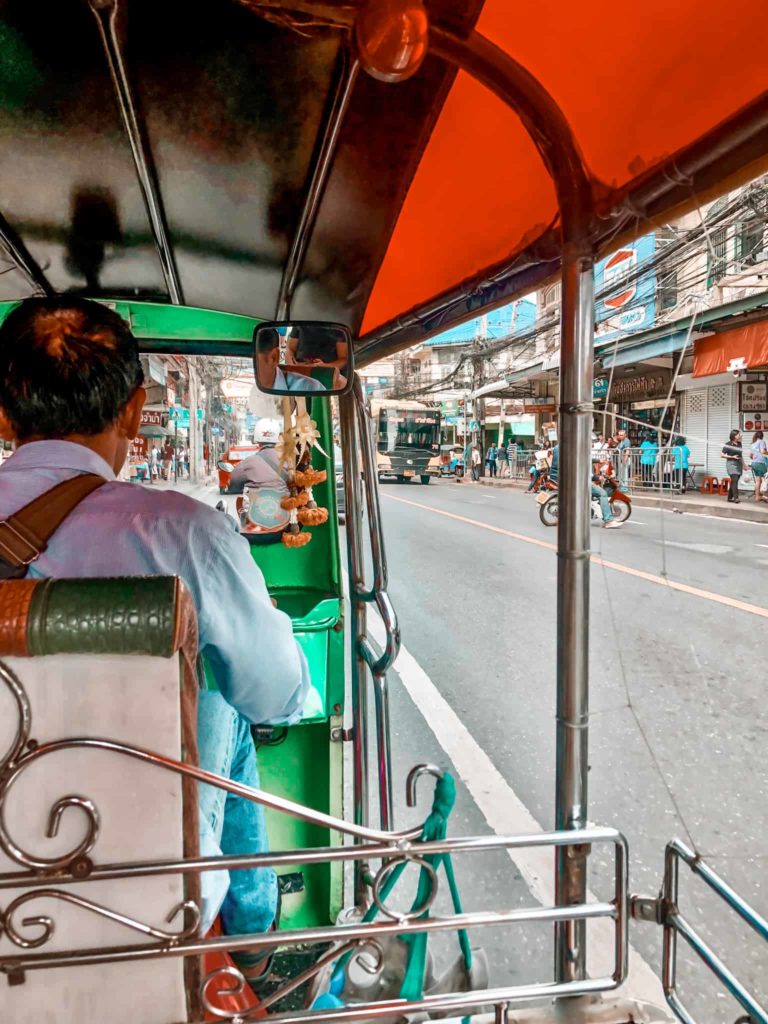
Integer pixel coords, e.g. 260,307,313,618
377,409,440,453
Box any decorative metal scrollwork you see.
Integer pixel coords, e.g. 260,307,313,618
0,890,200,949
0,662,31,774
201,966,251,1021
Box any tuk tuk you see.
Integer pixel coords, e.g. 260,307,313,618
0,2,765,1023
438,445,465,478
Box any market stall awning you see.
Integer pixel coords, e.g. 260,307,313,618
693,321,768,377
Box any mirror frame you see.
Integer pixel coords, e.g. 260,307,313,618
252,319,354,397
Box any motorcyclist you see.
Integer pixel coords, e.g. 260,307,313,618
228,418,285,494
549,443,621,528
226,418,290,540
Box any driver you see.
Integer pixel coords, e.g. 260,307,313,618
549,442,621,529
256,326,326,392
228,418,285,494
0,297,310,976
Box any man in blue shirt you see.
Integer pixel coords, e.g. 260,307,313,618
0,297,310,963
257,327,326,393
549,443,621,527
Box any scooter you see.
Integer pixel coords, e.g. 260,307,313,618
537,479,632,527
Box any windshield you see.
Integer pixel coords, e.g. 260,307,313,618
377,409,440,453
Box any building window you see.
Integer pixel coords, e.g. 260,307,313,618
707,226,728,287
736,216,765,267
543,282,561,312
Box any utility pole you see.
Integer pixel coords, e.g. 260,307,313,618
187,358,201,484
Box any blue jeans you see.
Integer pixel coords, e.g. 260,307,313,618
197,690,278,936
591,483,614,522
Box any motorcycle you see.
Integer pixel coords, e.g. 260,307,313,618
537,478,632,527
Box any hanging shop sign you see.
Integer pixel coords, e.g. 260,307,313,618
140,409,167,427
738,381,767,413
607,371,670,402
523,400,556,414
593,376,609,399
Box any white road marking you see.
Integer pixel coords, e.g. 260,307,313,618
365,608,667,1007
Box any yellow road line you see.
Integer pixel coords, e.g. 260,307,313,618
383,492,768,620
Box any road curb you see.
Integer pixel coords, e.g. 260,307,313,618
477,477,768,523
631,494,768,523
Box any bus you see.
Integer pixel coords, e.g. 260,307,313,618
370,399,442,484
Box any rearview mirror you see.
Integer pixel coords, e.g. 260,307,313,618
253,321,353,396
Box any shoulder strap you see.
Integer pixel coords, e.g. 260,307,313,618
0,474,107,577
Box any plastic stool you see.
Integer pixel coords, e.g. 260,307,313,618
700,476,718,494
718,478,730,496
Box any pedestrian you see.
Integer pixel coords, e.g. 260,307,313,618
671,435,691,492
181,446,190,479
749,429,768,503
639,435,657,485
485,442,498,477
149,445,159,483
506,436,517,476
527,443,551,492
162,441,174,480
616,429,630,490
470,445,481,482
720,429,743,503
591,433,608,459
496,440,509,477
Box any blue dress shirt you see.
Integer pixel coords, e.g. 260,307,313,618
0,441,309,725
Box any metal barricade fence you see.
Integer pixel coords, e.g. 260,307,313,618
593,447,687,495
509,451,532,480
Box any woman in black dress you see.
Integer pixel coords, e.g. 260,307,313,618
720,429,743,503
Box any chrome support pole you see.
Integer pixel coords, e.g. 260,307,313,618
275,53,360,320
554,252,595,983
339,387,370,907
87,0,184,305
352,378,400,832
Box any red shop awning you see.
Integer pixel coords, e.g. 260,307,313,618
693,321,768,377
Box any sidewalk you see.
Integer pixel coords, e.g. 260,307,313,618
141,474,218,504
477,476,768,523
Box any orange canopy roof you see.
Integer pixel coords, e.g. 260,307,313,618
362,0,768,337
694,322,768,377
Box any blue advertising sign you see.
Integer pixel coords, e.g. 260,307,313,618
594,233,656,342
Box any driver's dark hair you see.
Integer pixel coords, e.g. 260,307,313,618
0,296,143,440
296,329,337,364
256,326,280,353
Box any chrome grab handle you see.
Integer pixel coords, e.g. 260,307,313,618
341,377,400,840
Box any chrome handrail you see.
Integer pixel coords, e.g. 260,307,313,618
660,839,768,1024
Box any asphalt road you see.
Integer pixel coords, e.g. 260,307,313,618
370,477,767,1022
188,474,767,1021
